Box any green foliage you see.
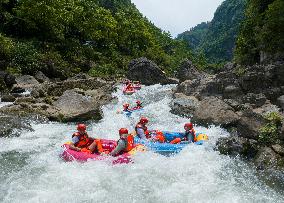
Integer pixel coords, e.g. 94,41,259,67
0,0,193,76
235,0,284,64
11,41,41,75
258,112,283,145
0,33,14,62
264,112,283,126
178,0,246,64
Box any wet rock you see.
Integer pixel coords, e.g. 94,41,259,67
281,123,284,140
53,89,103,122
271,144,284,156
176,59,206,82
223,85,243,99
1,94,16,102
170,94,199,117
127,57,177,85
15,75,39,87
34,71,50,83
192,97,239,127
176,76,223,99
254,147,281,170
0,113,33,137
277,95,284,110
236,109,265,139
239,71,266,93
0,71,16,87
224,99,241,111
242,93,267,108
69,73,91,80
216,136,258,158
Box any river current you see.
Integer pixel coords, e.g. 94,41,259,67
0,84,283,202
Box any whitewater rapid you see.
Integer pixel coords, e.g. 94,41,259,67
0,84,283,203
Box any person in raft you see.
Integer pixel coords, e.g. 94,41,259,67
69,124,104,154
125,80,134,92
135,117,165,142
170,122,197,144
134,100,143,109
109,128,134,156
123,103,131,112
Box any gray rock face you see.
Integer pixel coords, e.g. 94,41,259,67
0,113,33,137
236,109,265,139
223,85,243,99
35,71,50,83
53,89,102,122
271,144,284,156
170,94,199,117
281,122,284,140
254,147,281,170
242,93,267,108
15,75,39,87
127,57,177,85
176,59,206,82
1,94,16,102
216,136,258,158
0,71,16,87
192,96,239,127
277,95,284,110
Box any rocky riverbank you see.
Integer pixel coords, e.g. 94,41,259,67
171,59,284,171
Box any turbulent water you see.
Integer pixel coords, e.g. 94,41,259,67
0,84,283,203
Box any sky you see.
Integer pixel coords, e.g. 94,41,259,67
131,0,224,37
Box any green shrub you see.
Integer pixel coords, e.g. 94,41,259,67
258,112,283,145
259,123,279,144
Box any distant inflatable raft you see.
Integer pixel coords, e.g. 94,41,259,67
134,131,208,153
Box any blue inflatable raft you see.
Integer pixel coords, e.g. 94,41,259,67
134,131,208,154
123,108,144,117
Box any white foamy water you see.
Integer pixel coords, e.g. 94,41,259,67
0,84,283,203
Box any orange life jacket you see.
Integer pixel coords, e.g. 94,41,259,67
72,132,92,148
135,123,150,138
120,134,135,152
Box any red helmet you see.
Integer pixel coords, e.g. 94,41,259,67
140,117,149,124
123,103,130,108
184,122,193,129
119,128,128,135
136,100,141,104
77,124,86,131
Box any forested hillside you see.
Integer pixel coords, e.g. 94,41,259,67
177,0,246,64
235,0,284,64
0,0,192,78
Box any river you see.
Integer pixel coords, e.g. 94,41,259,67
0,84,283,202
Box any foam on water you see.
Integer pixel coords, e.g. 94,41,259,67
0,84,283,203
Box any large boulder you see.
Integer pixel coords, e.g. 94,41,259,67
14,75,40,91
216,136,258,158
1,94,16,102
0,71,16,91
170,93,199,117
53,89,103,122
236,109,265,140
0,113,33,137
277,95,284,110
254,147,282,170
242,93,267,108
176,76,223,99
192,96,240,127
34,71,50,83
127,57,177,85
176,59,206,82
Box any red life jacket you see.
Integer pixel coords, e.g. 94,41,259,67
135,123,150,138
120,134,135,152
72,132,92,148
